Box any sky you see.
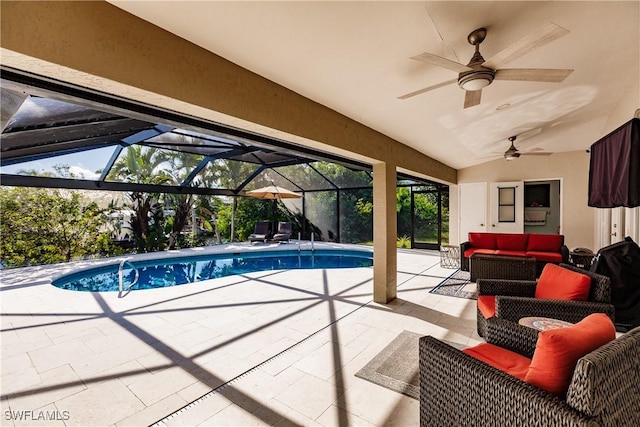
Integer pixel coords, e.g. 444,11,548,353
2,146,116,180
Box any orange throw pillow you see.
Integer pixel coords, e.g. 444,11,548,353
535,264,591,300
524,313,616,396
477,295,496,319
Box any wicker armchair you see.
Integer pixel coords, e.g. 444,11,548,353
476,263,614,337
419,319,640,427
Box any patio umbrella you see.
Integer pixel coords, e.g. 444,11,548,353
244,185,302,200
245,185,302,231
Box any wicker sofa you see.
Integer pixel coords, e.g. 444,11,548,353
419,318,640,426
460,232,569,275
476,263,615,337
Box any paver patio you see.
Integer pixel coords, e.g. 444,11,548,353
1,243,480,426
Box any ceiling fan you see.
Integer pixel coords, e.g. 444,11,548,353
399,23,574,108
503,135,551,160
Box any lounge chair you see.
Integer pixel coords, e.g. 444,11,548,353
273,222,292,243
248,221,271,243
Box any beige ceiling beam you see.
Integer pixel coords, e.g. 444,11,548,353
0,1,456,184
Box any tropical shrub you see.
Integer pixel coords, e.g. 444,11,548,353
0,187,121,267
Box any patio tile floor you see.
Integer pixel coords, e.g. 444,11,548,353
1,243,481,426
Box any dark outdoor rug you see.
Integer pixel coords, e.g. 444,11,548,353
355,330,467,399
429,269,477,300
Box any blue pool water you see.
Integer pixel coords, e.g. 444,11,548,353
52,250,373,292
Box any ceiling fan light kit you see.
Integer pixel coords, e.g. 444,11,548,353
504,135,521,160
458,69,495,91
500,135,551,160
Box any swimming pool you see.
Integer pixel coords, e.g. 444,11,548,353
52,249,373,292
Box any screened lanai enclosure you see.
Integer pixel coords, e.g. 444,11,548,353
1,68,449,252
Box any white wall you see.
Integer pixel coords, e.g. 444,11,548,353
601,76,639,134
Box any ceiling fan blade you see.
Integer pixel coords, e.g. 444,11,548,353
411,52,472,73
495,68,574,82
521,152,552,156
464,90,482,109
482,23,570,69
398,78,457,100
478,153,503,159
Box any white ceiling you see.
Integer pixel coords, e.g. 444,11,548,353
109,1,639,169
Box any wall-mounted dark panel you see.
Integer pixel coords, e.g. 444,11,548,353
588,118,640,208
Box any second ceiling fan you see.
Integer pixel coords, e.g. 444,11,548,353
399,23,574,108
503,135,551,160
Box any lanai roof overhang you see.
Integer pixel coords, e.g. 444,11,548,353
1,68,440,196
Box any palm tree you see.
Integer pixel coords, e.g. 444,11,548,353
108,145,171,252
208,159,257,242
179,151,226,245
108,145,168,182
161,146,204,249
195,198,223,244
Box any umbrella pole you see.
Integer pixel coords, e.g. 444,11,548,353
272,198,278,235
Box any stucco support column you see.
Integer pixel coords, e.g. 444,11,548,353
373,161,397,303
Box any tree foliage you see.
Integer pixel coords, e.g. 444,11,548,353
163,150,201,249
0,187,120,267
108,146,172,252
210,159,259,242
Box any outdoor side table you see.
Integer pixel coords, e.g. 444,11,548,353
470,254,537,282
440,245,460,269
519,316,573,331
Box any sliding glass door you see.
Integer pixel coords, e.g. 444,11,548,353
411,186,449,250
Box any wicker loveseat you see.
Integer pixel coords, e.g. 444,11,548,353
460,232,569,275
476,263,614,337
419,318,640,426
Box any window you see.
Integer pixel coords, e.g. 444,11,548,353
498,187,516,222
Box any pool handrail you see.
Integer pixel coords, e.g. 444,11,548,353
118,258,139,297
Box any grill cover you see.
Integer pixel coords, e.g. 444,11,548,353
591,237,640,331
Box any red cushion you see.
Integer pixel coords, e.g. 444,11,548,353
469,233,497,249
463,343,531,380
477,295,496,319
535,264,591,300
496,233,528,251
524,313,616,396
525,251,563,263
527,233,563,252
464,248,496,258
